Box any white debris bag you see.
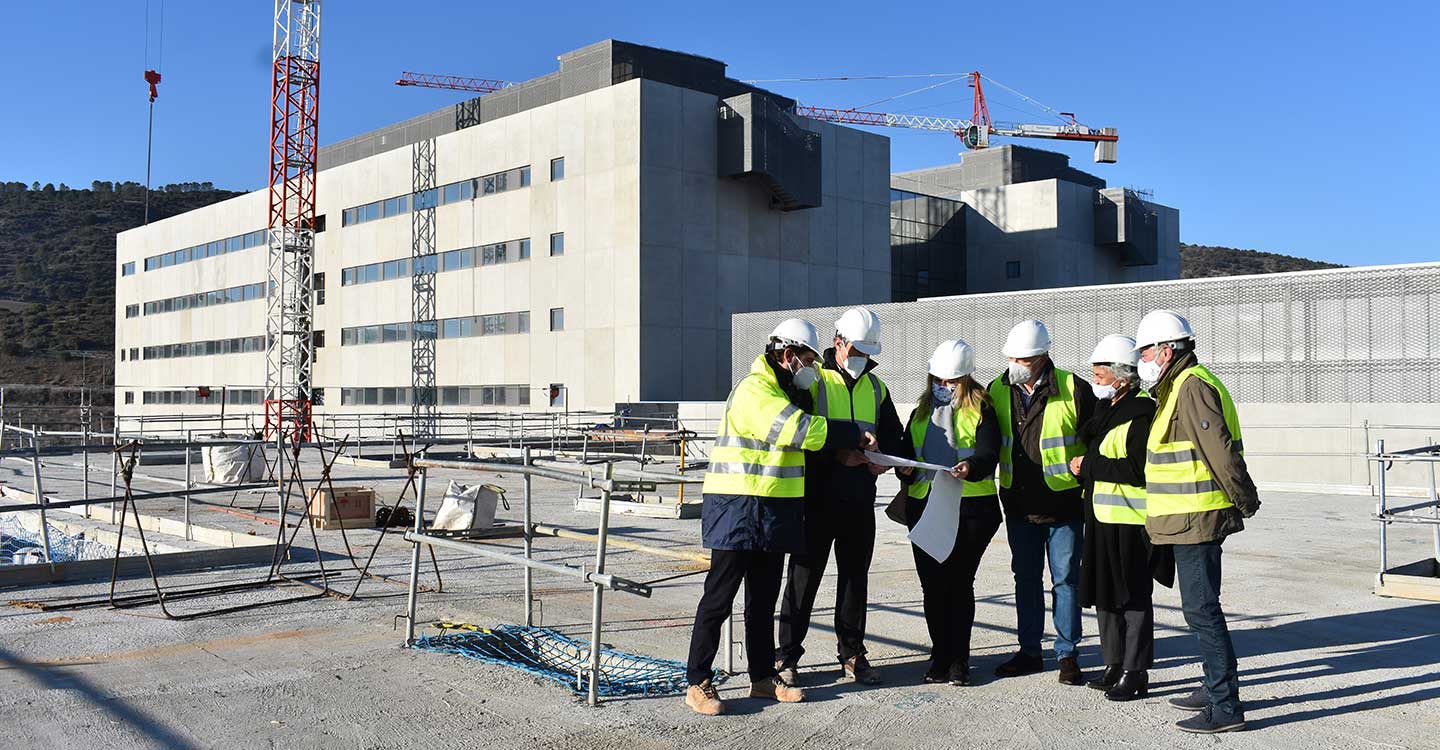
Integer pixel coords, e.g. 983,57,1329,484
203,439,268,483
432,481,507,531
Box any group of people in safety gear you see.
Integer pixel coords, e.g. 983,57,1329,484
684,305,1260,735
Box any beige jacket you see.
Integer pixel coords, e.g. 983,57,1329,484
1145,351,1261,545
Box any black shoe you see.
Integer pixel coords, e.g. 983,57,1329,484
993,651,1044,678
1087,665,1122,691
1104,670,1148,701
1176,707,1246,734
948,662,971,687
922,668,948,684
1057,656,1083,685
1168,687,1208,712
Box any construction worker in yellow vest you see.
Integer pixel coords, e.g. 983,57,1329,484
685,318,876,716
1070,334,1174,703
776,307,905,687
988,319,1097,685
896,339,1003,687
1133,309,1260,734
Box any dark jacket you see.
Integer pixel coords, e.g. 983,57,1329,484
702,353,862,553
1145,351,1260,545
805,348,907,506
1077,388,1174,608
995,359,1097,524
900,400,1002,519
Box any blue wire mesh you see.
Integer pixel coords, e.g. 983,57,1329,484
0,516,126,565
413,624,724,697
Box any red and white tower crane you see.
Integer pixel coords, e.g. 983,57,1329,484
264,0,322,441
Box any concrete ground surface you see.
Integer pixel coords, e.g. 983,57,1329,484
1,452,1438,749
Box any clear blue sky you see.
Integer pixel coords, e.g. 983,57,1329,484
5,1,1436,266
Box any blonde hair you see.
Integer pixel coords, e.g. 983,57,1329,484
916,373,990,421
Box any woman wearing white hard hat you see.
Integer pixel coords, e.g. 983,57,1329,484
894,339,1002,687
1069,335,1174,702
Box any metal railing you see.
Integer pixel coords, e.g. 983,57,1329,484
1370,439,1440,598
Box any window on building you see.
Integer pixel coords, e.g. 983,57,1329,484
124,392,134,405
125,304,140,319
549,307,564,332
1006,261,1022,279
519,238,531,259
549,232,564,256
121,261,135,277
313,330,325,348
550,157,565,181
314,272,325,304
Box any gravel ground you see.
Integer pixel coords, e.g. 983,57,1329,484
1,453,1436,749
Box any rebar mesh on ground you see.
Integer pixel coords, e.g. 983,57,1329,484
413,624,723,697
0,516,126,564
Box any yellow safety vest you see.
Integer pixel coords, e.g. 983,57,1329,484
906,405,998,499
1092,419,1147,525
811,366,888,434
703,355,830,499
1145,364,1244,517
989,369,1084,491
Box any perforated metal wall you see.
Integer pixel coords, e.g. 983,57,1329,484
731,264,1440,405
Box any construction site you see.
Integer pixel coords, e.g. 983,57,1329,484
3,2,1438,748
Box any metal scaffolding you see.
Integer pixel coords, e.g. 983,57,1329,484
410,138,438,441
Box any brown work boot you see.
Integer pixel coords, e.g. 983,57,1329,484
775,660,800,687
751,676,805,703
842,654,883,685
1058,656,1084,686
685,679,725,715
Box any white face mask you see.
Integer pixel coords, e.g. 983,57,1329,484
1091,382,1117,400
790,358,819,389
931,382,955,406
843,355,869,379
1007,362,1032,384
1138,359,1163,388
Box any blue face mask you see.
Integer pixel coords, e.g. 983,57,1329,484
931,382,955,406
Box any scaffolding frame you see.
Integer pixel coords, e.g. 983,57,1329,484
1371,439,1440,602
410,137,438,441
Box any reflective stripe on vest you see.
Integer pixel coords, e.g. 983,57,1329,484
1092,419,1147,525
988,369,1084,491
703,355,826,499
906,405,997,499
812,367,887,434
1144,364,1244,517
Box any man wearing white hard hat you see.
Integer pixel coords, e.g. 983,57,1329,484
1133,310,1259,734
776,307,905,687
684,319,877,716
1070,335,1173,702
895,339,1003,687
988,319,1097,686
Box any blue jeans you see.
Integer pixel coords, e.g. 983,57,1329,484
1173,541,1242,717
1006,518,1083,659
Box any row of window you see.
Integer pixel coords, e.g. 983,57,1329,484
341,165,532,228
339,385,531,407
143,282,269,316
340,310,534,346
339,237,533,287
142,335,267,361
144,228,269,272
138,389,266,406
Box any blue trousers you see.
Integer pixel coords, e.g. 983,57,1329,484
1005,518,1083,659
1173,541,1242,716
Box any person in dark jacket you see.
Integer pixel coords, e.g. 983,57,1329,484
777,307,906,686
1071,335,1174,702
988,320,1098,685
684,319,875,716
896,340,1002,687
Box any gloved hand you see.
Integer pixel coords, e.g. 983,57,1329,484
1237,496,1261,519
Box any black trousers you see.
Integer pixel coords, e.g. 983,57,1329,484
1097,607,1154,671
776,500,876,664
909,499,1002,671
686,548,785,685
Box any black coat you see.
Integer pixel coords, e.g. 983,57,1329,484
1077,389,1175,610
805,348,908,506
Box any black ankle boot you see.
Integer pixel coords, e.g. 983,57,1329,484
1087,665,1122,691
1104,670,1148,701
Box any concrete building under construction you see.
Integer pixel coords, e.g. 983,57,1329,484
113,39,1177,416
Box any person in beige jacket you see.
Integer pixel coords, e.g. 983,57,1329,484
1134,310,1260,735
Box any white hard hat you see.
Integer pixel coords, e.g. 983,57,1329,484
928,339,975,380
1002,320,1051,358
1090,334,1139,367
770,318,822,357
1133,309,1194,351
835,307,882,355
